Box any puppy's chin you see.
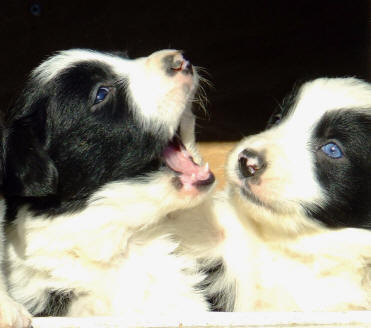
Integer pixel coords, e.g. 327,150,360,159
227,182,323,238
225,157,289,217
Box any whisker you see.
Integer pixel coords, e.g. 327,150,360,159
193,66,213,116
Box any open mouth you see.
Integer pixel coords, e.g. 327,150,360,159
162,135,215,191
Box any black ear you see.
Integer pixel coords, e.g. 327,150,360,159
3,100,58,197
3,125,58,197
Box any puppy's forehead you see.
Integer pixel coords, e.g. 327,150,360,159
32,49,133,84
292,78,371,123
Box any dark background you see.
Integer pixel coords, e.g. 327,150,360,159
1,1,369,141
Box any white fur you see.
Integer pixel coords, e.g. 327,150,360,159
226,78,371,233
6,49,213,317
174,78,371,311
128,50,199,134
0,200,32,328
7,208,207,316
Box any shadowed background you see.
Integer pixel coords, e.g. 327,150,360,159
1,1,369,142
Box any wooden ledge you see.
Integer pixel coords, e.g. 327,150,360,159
32,311,371,328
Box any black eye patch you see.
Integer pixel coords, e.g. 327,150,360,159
313,109,371,153
305,108,371,228
56,61,114,101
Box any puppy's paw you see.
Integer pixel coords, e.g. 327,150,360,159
0,294,32,328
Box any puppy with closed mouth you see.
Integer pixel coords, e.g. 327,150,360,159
176,77,371,311
2,49,215,317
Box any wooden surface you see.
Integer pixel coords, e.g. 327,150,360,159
198,142,236,189
31,312,371,328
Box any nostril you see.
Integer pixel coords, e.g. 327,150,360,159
238,156,256,178
170,59,184,71
238,149,265,178
183,60,193,74
163,52,194,75
170,59,193,75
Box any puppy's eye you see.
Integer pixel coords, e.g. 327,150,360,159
271,113,282,125
266,113,282,129
321,142,343,159
94,87,110,105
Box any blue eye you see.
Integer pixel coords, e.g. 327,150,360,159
321,142,343,159
94,87,110,105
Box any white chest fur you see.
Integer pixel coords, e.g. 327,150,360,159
221,221,371,311
5,205,208,316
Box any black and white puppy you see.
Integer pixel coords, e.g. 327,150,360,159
2,49,215,316
179,77,371,311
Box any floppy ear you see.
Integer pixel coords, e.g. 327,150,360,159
3,102,58,197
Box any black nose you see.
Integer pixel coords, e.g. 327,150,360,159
238,148,266,178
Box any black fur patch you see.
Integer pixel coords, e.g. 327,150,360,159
198,260,236,312
3,55,169,219
304,109,371,228
34,290,74,317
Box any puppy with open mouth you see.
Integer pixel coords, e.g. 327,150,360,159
2,49,215,317
176,77,371,312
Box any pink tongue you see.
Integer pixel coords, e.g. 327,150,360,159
163,142,211,184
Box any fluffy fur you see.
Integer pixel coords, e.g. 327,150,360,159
0,202,32,328
2,49,215,317
173,77,371,311
0,127,32,327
